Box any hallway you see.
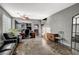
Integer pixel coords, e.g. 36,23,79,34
15,37,72,55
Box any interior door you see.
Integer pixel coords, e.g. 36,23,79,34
72,15,79,50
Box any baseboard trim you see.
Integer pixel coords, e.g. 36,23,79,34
59,42,71,49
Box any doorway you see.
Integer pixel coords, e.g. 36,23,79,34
34,24,39,36
71,14,79,51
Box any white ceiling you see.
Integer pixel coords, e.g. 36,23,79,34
0,3,75,19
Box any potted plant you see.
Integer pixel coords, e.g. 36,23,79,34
8,28,19,36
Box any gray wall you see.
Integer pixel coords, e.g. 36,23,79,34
44,3,79,46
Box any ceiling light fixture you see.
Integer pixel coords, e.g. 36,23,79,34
16,12,29,20
20,15,29,20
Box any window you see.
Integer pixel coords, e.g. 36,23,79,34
3,14,11,33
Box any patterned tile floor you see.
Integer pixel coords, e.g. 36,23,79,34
15,37,79,55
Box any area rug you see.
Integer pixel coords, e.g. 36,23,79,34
15,37,72,55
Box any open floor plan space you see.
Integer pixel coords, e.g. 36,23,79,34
1,3,79,55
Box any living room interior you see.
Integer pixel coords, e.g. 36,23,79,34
1,3,79,55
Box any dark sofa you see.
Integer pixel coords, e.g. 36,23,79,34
0,33,19,55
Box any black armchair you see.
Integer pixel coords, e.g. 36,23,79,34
3,33,19,43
